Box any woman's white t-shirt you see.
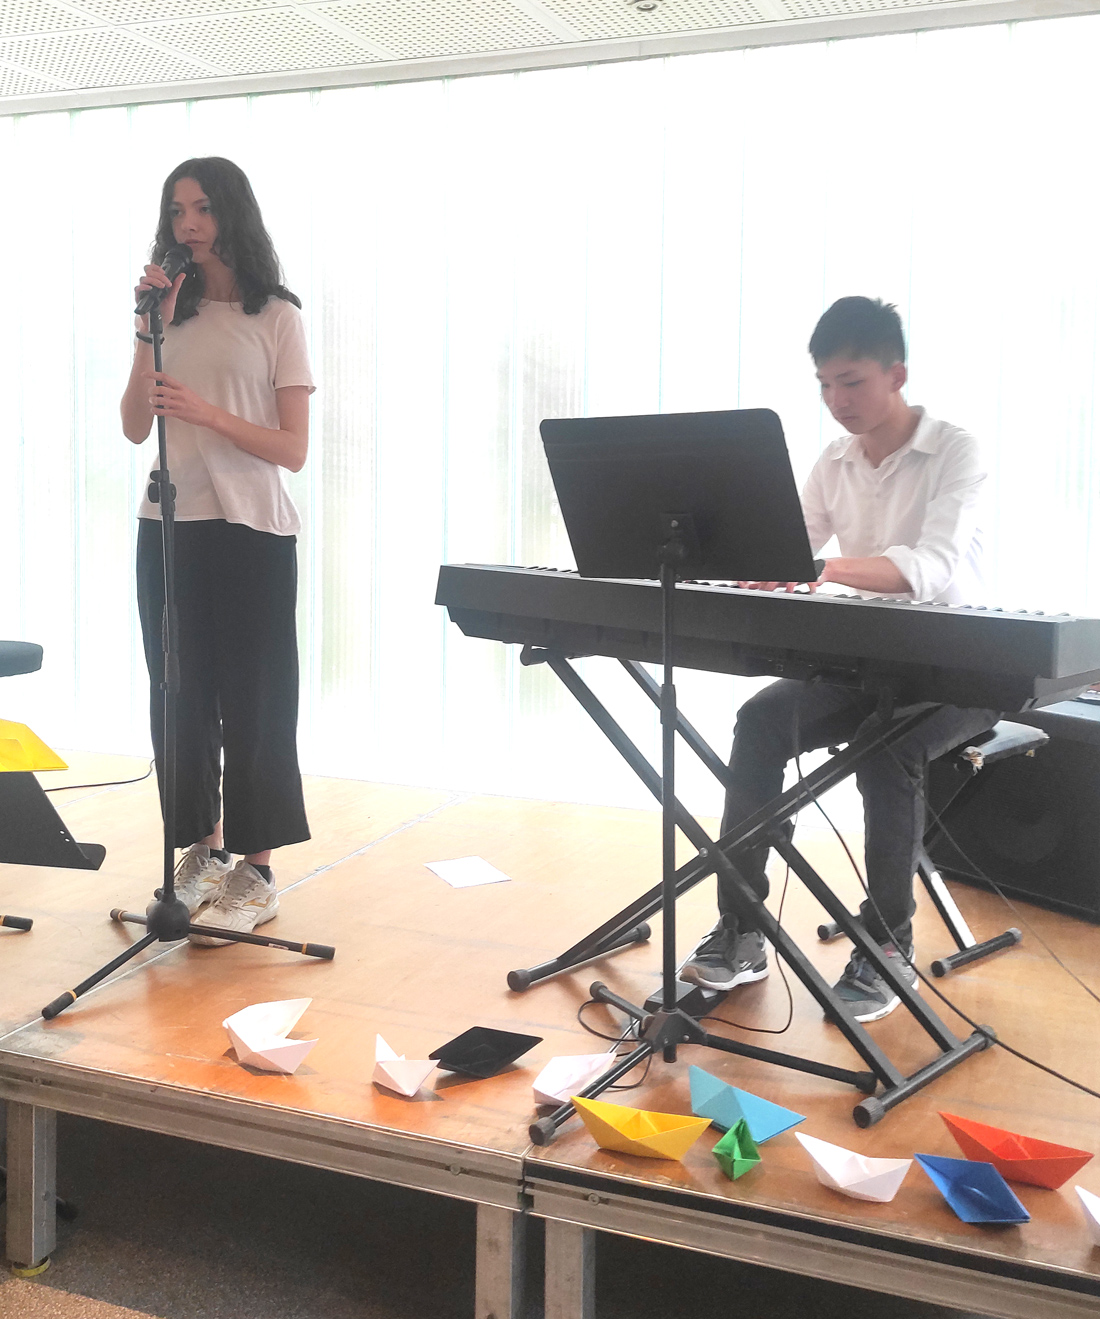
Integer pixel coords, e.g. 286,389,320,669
137,297,315,537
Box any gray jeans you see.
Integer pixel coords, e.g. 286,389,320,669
718,679,997,949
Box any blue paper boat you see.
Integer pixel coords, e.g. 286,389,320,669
688,1066,805,1143
915,1153,1030,1224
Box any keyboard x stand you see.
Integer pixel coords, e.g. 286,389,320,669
517,648,995,1142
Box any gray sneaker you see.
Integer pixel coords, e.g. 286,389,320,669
681,924,768,991
832,943,919,1023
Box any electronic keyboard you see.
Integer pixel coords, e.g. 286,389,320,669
436,564,1100,711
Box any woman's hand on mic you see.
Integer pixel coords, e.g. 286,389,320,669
145,372,216,429
133,265,186,335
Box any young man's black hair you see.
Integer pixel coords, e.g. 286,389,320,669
808,296,906,369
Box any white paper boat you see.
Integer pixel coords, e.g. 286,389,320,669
1076,1185,1100,1246
373,1034,437,1097
796,1132,912,1203
532,1053,615,1107
223,998,318,1075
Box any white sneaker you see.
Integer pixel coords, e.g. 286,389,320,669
171,844,232,916
188,860,279,946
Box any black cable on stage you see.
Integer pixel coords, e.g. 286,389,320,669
575,1001,652,1091
791,702,1100,1105
44,757,155,794
894,739,1100,1011
576,1000,633,1044
701,862,795,1036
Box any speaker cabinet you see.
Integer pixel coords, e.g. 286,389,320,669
928,703,1100,922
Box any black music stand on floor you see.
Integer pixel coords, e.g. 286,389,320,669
522,408,994,1143
0,639,100,907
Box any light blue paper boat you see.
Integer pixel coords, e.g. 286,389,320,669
915,1153,1030,1225
688,1066,805,1143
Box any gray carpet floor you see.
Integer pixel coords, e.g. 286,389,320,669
0,1114,983,1318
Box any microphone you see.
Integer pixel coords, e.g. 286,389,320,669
134,244,193,316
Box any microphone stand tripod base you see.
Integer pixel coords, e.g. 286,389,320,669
146,895,191,942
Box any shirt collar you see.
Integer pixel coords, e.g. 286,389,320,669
830,406,938,463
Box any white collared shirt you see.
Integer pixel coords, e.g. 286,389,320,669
801,408,986,605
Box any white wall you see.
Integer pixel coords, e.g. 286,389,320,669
2,16,1099,821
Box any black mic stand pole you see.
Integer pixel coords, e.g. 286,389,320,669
42,298,334,1020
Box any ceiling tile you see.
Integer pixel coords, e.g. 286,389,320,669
536,0,775,38
0,27,214,86
0,0,93,38
777,0,958,15
135,8,381,73
0,61,67,93
68,0,277,22
313,0,563,59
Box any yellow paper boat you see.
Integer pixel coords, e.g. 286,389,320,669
573,1095,711,1161
0,721,67,773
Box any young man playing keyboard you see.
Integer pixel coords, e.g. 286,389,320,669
681,296,995,1021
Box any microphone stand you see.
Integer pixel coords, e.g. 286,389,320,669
42,298,334,1020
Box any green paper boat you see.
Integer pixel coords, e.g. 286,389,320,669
713,1118,761,1180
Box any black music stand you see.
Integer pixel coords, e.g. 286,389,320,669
525,409,993,1143
40,289,333,1023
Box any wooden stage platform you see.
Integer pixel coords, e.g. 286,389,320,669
2,755,1099,1318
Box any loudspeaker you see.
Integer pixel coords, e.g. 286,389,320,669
928,703,1100,922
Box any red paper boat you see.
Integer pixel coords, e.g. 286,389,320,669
939,1111,1092,1190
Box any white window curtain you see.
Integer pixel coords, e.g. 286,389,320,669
2,16,1099,820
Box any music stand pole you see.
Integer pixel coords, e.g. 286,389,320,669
41,301,334,1021
658,539,685,1031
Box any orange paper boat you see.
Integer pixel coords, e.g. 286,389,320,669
573,1096,711,1161
939,1111,1092,1190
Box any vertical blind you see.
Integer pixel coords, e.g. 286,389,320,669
2,16,1099,819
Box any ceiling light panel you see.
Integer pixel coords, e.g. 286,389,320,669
537,0,774,37
313,0,563,59
135,8,379,74
0,28,212,86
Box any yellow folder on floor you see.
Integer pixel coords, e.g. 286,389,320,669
0,720,67,772
573,1095,711,1161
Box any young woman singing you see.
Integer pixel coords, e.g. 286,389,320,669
121,155,313,945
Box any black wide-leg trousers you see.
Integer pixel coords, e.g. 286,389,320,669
717,679,997,949
137,518,310,856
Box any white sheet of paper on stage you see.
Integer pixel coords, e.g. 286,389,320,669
796,1132,912,1204
424,856,512,889
223,998,318,1075
532,1053,614,1106
373,1034,437,1097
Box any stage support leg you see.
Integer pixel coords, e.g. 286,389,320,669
5,1102,56,1271
544,1219,595,1319
475,1203,526,1319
